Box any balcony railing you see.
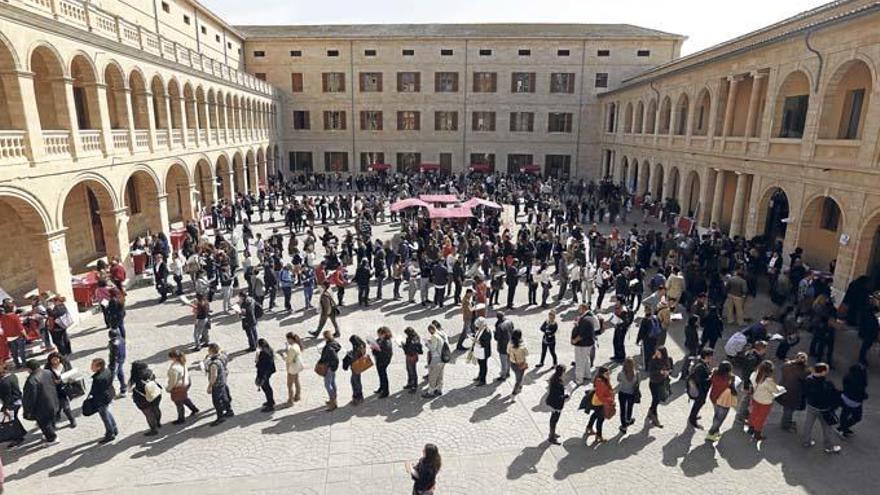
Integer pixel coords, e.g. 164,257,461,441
0,130,28,164
12,0,273,95
156,132,169,148
171,129,183,147
186,129,196,144
43,130,71,156
134,130,150,150
111,129,129,151
80,130,102,154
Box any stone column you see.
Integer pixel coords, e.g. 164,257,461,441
225,171,235,202
157,193,171,235
743,72,765,138
721,76,741,138
211,102,220,144
59,77,83,159
698,168,715,227
93,83,113,156
11,71,47,162
100,207,131,264
729,172,749,237
187,183,199,220
710,169,726,227
144,91,158,152
33,229,75,306
122,87,137,153
179,97,190,148
163,94,173,148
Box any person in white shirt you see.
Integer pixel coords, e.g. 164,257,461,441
423,323,449,398
166,349,199,424
278,332,304,405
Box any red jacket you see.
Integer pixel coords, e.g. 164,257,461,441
592,377,614,406
1,313,26,339
110,264,127,283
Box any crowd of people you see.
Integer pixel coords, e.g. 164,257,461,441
2,169,879,493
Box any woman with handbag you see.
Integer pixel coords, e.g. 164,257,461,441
617,357,639,433
647,346,673,428
189,294,211,351
47,297,73,357
402,327,423,393
279,332,304,405
255,339,277,412
166,350,199,424
373,327,394,398
317,331,341,411
706,360,737,442
0,362,25,447
406,443,442,495
44,351,76,428
130,361,162,436
342,335,368,405
507,329,528,396
586,366,614,443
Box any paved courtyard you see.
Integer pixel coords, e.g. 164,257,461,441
3,209,879,495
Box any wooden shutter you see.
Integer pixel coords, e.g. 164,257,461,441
339,73,345,92
434,111,441,130
397,112,403,130
291,73,303,92
472,74,479,93
396,73,403,92
527,113,534,131
452,111,458,130
489,112,496,131
323,111,330,130
567,74,575,93
413,111,420,130
340,111,346,130
321,73,328,92
414,73,421,92
510,74,516,93
529,73,536,93
452,73,459,92
509,113,516,132
490,73,497,93
434,73,441,92
360,111,367,130
359,73,365,92
376,74,382,92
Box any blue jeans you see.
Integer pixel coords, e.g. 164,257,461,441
112,360,127,392
324,370,337,400
98,405,118,437
304,285,314,307
498,353,510,378
350,372,363,400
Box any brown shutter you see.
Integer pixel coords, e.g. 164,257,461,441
452,73,459,92
414,73,421,92
452,111,458,130
471,112,477,130
321,73,328,92
397,111,403,130
303,111,310,130
360,111,366,130
358,73,364,92
472,74,478,92
339,73,345,92
377,74,383,92
396,73,403,92
490,73,497,92
568,74,575,93
529,73,536,93
528,113,534,132
509,113,516,132
435,73,441,92
510,74,516,93
377,112,383,130
490,112,496,131
323,111,329,130
434,111,441,130
340,111,346,130
414,111,420,130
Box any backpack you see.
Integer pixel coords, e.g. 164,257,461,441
254,303,264,320
686,360,705,400
440,341,452,363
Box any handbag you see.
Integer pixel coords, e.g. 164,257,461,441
352,354,374,374
716,388,738,409
0,416,26,443
65,379,86,399
171,385,189,403
658,378,672,403
603,402,617,419
58,312,75,330
314,362,329,377
821,410,839,426
144,380,163,402
633,386,642,404
82,397,99,417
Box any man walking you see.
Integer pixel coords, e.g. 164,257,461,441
310,284,340,338
687,349,713,429
22,360,59,443
571,304,596,384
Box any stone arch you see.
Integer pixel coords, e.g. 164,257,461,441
674,93,689,135
645,98,657,134
773,70,811,138
183,82,197,130
123,168,163,237
195,85,207,130
103,60,129,130
30,43,69,130
215,154,232,201
0,187,60,299
69,53,103,133
195,158,215,208
128,69,149,130
852,208,880,290
693,87,711,136
683,170,701,217
0,34,24,130
639,159,651,195
232,151,245,194
798,194,845,272
256,147,266,188
167,77,183,129
667,166,681,201
623,101,634,134
630,158,640,193
658,96,672,134
652,162,665,198
818,58,873,140
756,185,792,246
165,161,194,225
207,88,217,130
245,148,257,192
150,74,168,130
59,175,118,270
634,100,645,133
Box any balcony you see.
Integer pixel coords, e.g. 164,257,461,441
43,131,71,156
156,132,169,149
133,130,150,151
111,130,130,151
171,130,184,147
0,131,28,165
814,139,861,164
80,130,102,155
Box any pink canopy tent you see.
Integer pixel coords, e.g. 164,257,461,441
390,198,430,212
461,197,502,209
427,206,473,219
419,194,459,203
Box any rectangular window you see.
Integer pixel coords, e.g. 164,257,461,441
322,72,346,92
255,73,266,81
557,49,570,57
472,72,497,93
215,34,220,42
595,72,609,88
360,111,383,131
637,49,651,57
441,48,454,56
402,49,415,56
840,88,865,139
470,153,495,172
200,26,207,35
289,151,313,173
548,112,573,133
360,152,385,172
227,42,232,49
327,50,339,57
290,73,303,92
183,15,190,25
511,72,536,93
292,111,310,130
290,50,302,57
323,111,347,130
550,73,575,94
509,112,534,132
479,49,492,56
397,152,421,173
597,49,610,57
518,49,531,56
161,2,170,13
397,72,421,92
434,72,459,92
364,49,377,57
397,111,421,131
324,152,349,172
253,50,265,57
434,111,458,131
507,154,534,174
545,155,572,179
359,72,383,92
472,111,496,132
779,95,808,138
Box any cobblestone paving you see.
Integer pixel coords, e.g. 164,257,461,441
3,210,879,494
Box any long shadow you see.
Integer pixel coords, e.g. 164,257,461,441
128,408,265,459
470,392,515,423
506,442,552,480
552,423,656,480
660,427,696,467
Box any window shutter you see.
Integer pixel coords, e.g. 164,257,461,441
414,73,421,92
414,112,420,131
452,73,459,92
339,73,345,92
490,112,496,131
435,73,441,92
323,111,329,130
529,73,536,93
396,73,403,92
510,75,516,93
340,111,346,130
528,113,534,131
472,74,479,93
452,111,458,130
359,73,365,92
397,112,403,130
360,111,366,130
377,74,383,92
322,73,328,92
568,74,575,93
303,111,310,130
491,73,497,92
434,111,441,130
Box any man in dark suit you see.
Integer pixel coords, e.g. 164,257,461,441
22,359,60,443
154,253,169,302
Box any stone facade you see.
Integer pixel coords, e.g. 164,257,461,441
596,0,880,295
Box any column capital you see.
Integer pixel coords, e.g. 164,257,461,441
750,71,767,80
734,171,743,176
157,193,169,201
100,207,129,219
1,69,34,79
33,227,69,242
726,75,743,83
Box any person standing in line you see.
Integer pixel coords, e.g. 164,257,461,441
254,338,276,412
748,360,785,442
504,260,519,310
546,365,568,444
153,253,170,303
130,361,162,436
205,343,233,426
373,327,394,398
108,329,127,397
837,363,868,438
87,358,118,443
687,348,714,429
278,263,294,312
279,333,304,406
407,258,421,304
647,346,673,428
778,352,809,432
508,329,529,396
571,304,596,385
431,260,449,308
166,350,199,424
536,309,558,368
705,360,737,442
0,362,25,447
800,363,842,454
406,443,442,495
302,265,317,309
342,334,367,405
310,284,341,338
238,291,259,352
105,288,127,338
585,366,614,444
1,299,27,368
190,293,211,351
22,360,59,443
391,258,404,301
494,312,513,382
355,258,372,307
423,323,449,398
457,289,475,351
473,318,492,386
617,357,639,433
403,327,423,393
318,331,341,411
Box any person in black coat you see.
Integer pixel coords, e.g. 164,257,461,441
494,312,513,381
255,338,277,412
545,365,568,444
22,360,60,442
87,357,119,443
505,262,519,310
130,361,162,436
857,299,879,366
355,259,372,307
431,261,449,308
373,327,394,398
153,253,170,302
0,362,25,446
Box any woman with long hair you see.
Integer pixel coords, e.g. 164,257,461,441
166,349,199,424
586,366,615,443
508,329,528,395
402,327,423,393
546,365,567,444
255,338,277,412
279,332,304,405
537,309,558,368
407,443,442,495
706,360,737,442
617,357,639,432
748,360,784,441
647,346,673,428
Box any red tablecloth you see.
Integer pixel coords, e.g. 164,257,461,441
170,228,187,252
71,271,99,308
132,251,148,275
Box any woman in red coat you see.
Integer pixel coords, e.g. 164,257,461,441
586,366,615,443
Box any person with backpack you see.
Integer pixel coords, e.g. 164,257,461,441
206,343,233,426
546,365,568,444
423,323,450,398
687,348,714,429
130,361,162,436
238,290,260,352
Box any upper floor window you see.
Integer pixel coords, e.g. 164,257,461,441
518,49,531,56
322,72,346,92
290,50,302,57
290,73,303,92
327,50,339,57
509,112,534,132
550,73,575,94
597,49,610,57
435,111,458,131
779,95,808,138
557,49,570,57
254,73,266,81
364,49,377,57
183,15,190,25
441,49,454,56
323,111,347,130
360,73,383,92
253,51,265,57
200,26,207,35
292,110,310,130
161,2,170,13
397,111,421,131
637,49,651,57
820,198,841,231
472,111,496,132
215,34,221,42
435,72,459,92
402,49,415,56
479,49,492,56
548,112,573,133
595,73,609,88
360,111,383,130
473,72,497,93
511,72,536,93
397,72,421,92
